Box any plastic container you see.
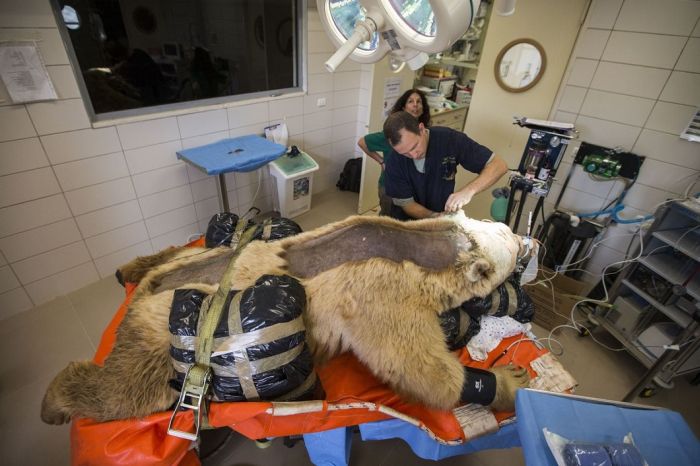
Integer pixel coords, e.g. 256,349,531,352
268,150,319,218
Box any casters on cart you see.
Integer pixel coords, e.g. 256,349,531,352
283,435,303,448
255,438,273,449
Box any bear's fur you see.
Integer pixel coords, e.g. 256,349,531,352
41,212,524,424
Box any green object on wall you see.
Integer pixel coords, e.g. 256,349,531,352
491,197,508,222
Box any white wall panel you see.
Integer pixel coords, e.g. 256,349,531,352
0,167,61,208
116,117,180,150
602,32,686,69
0,106,37,142
0,194,71,238
177,109,228,139
0,218,81,262
54,152,129,191
65,177,136,216
26,99,91,135
615,0,700,36
124,140,182,175
76,200,143,238
41,127,121,164
0,138,48,176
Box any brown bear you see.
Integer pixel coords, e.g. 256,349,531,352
41,212,530,425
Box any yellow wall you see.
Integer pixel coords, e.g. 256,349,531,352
458,0,590,221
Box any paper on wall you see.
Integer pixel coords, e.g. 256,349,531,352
0,42,58,103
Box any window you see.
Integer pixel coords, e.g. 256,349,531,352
53,0,303,120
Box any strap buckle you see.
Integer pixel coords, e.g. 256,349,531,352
167,364,212,441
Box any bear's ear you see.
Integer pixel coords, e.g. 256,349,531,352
466,258,492,282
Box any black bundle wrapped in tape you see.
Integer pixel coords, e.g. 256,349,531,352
169,274,316,402
205,212,239,247
440,274,535,350
205,213,303,248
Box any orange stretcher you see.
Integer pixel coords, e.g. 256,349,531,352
70,240,550,466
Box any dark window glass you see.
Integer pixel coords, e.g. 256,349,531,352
55,0,300,117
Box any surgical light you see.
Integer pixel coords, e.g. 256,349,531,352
317,0,482,72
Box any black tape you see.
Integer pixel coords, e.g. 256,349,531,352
460,367,497,406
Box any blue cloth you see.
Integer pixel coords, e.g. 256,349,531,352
384,126,492,220
516,390,700,466
176,135,286,175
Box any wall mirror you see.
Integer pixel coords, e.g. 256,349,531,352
494,38,546,92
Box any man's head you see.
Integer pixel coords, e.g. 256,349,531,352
383,111,429,160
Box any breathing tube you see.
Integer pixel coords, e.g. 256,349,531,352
577,180,654,224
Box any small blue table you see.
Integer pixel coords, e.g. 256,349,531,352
177,135,286,212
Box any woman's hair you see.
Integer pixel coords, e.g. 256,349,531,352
390,89,431,127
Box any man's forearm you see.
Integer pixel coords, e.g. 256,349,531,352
401,200,440,219
459,155,508,198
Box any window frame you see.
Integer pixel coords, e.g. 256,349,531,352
51,0,308,124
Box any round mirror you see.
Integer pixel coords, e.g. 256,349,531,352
494,39,546,93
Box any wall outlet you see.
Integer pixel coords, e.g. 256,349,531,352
316,97,327,107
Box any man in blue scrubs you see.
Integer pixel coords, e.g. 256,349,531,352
383,111,508,220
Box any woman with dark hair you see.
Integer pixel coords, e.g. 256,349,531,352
357,89,431,215
390,88,431,126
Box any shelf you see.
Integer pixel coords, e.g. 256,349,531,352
594,315,654,369
622,279,693,328
430,58,479,69
638,254,692,287
652,229,700,262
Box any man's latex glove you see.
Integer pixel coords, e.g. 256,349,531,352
490,364,530,412
444,190,474,212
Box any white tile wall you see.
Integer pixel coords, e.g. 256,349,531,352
132,164,189,197
676,38,700,73
659,71,700,105
93,240,153,279
574,29,610,60
65,177,136,216
0,3,370,313
645,102,698,135
85,221,150,259
0,106,37,141
590,62,670,99
46,65,81,99
586,0,623,30
550,0,700,279
615,0,700,36
602,32,686,69
0,265,20,294
116,118,180,150
177,109,228,139
633,129,700,168
75,200,143,238
579,90,654,127
0,167,61,208
41,127,122,164
0,218,81,262
124,141,183,174
0,194,71,237
0,138,49,176
12,241,91,284
23,261,99,304
0,288,33,320
26,99,91,135
53,152,130,191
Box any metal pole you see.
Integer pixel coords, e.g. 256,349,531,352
216,173,230,212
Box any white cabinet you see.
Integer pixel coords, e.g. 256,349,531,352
430,106,467,131
590,199,700,391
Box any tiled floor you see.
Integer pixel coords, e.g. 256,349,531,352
1,189,697,466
